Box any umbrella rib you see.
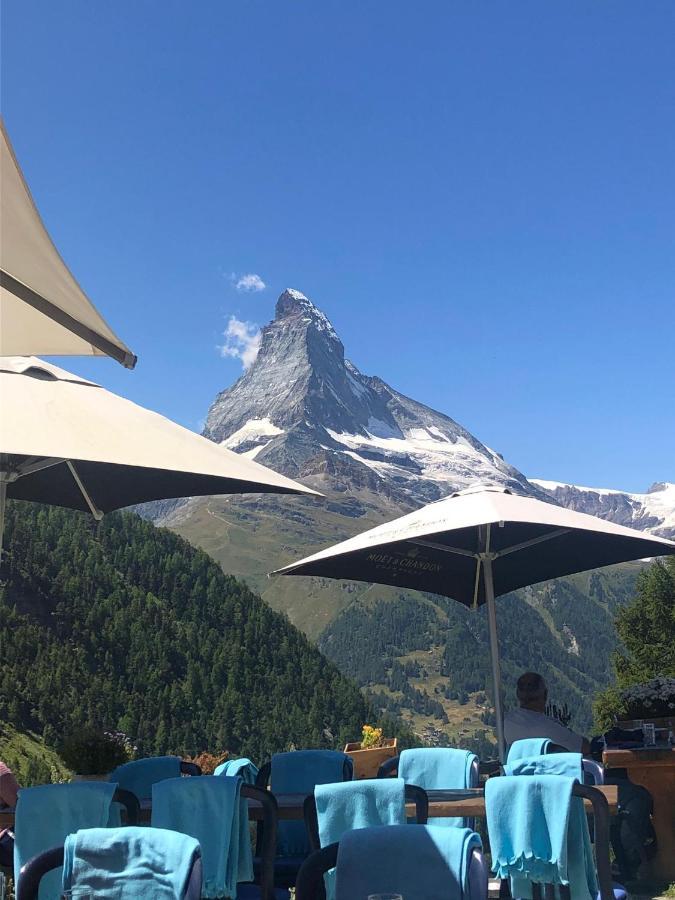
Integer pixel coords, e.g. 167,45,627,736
66,461,104,520
0,269,137,369
409,538,477,558
14,457,66,478
494,528,572,559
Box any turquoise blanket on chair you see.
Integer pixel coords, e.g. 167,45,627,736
316,778,406,900
214,757,258,784
335,824,481,900
62,826,200,899
398,747,477,827
506,738,552,763
152,775,252,899
486,767,597,900
13,781,117,900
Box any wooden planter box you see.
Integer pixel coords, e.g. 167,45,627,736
344,738,397,779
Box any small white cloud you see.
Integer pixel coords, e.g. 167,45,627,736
231,272,266,293
219,316,262,369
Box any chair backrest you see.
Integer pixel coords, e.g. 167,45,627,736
542,744,605,785
255,755,353,791
378,754,481,787
109,756,184,803
295,839,488,900
256,752,353,861
303,783,429,851
17,839,203,900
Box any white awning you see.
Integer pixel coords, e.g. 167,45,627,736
0,119,136,367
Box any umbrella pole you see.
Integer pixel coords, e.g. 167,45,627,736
482,553,506,762
0,477,6,564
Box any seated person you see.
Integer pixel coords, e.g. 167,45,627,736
504,671,591,755
0,760,20,869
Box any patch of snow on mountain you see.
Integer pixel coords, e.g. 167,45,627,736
220,417,284,450
285,288,309,301
326,424,513,488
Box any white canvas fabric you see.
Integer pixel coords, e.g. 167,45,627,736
0,120,136,367
0,356,318,516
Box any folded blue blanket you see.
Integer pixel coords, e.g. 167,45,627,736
505,753,582,780
335,824,482,900
62,826,200,899
399,747,477,827
14,781,117,900
316,778,406,900
152,775,252,899
506,738,552,763
486,771,597,900
109,756,181,801
271,750,350,857
214,757,258,784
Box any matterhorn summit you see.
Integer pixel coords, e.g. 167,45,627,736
204,289,540,504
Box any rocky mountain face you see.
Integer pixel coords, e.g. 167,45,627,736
205,289,543,505
531,480,675,539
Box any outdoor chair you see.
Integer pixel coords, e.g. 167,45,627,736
14,787,139,900
490,781,619,900
17,830,202,900
253,751,353,890
109,755,201,805
295,827,488,900
303,782,429,851
151,776,278,900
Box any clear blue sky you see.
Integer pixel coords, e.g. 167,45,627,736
2,1,673,492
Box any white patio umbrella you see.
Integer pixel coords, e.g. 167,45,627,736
273,484,675,760
0,356,319,558
0,119,136,368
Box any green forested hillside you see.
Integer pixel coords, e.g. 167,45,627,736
319,565,641,738
0,502,379,761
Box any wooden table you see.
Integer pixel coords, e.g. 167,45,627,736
603,746,675,881
245,786,618,820
0,784,619,829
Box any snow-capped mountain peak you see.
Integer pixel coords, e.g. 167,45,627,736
530,479,675,538
204,289,542,502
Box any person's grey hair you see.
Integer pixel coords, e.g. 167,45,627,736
516,671,547,705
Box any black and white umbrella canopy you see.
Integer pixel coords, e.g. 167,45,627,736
274,486,675,606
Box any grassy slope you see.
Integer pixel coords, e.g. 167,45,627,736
0,724,71,786
167,487,402,638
